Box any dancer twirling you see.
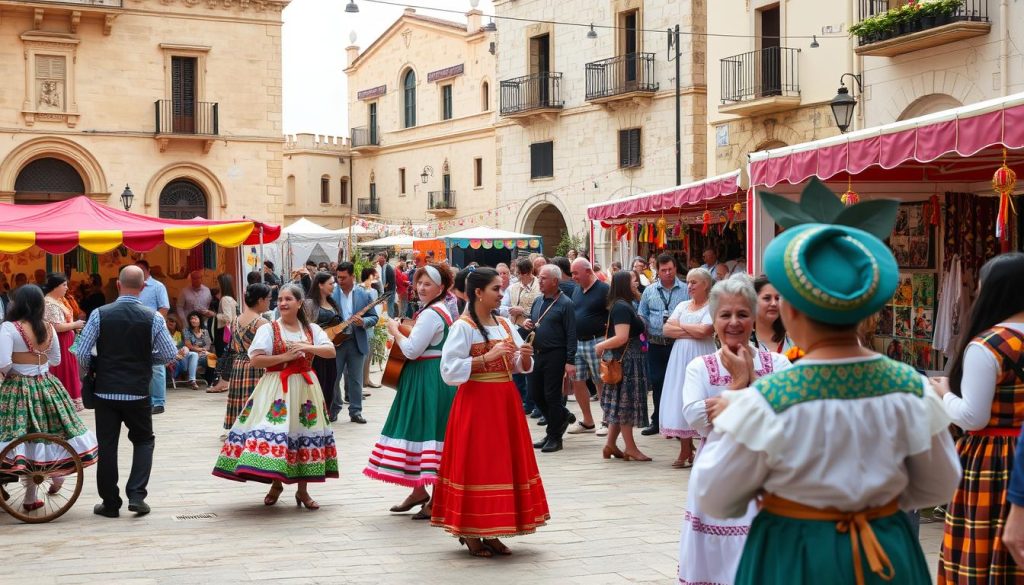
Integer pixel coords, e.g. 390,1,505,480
364,263,457,520
213,283,338,509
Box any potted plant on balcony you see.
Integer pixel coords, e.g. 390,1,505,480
922,0,964,26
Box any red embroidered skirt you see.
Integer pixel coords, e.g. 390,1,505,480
430,378,550,538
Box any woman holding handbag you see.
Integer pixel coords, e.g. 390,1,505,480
594,271,650,462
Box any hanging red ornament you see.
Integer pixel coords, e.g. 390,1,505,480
701,209,711,236
841,177,859,206
993,149,1017,241
928,194,940,225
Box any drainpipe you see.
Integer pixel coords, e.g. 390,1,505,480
1001,0,1009,97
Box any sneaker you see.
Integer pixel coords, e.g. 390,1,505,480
567,393,577,402
567,421,596,434
590,394,599,401
595,422,609,437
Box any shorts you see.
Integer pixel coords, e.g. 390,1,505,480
574,337,605,382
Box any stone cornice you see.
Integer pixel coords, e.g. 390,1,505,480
139,0,289,14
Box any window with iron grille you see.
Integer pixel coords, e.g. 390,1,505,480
530,141,553,179
618,128,642,168
320,176,331,203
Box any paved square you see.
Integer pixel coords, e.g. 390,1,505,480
4,373,944,584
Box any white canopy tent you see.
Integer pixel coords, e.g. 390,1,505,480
272,217,347,275
357,234,424,248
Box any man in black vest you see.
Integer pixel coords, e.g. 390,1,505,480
75,265,178,518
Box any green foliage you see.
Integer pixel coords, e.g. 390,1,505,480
849,0,962,39
554,231,585,258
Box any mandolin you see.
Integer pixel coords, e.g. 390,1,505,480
323,293,391,347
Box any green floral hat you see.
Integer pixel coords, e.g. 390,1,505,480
760,178,899,325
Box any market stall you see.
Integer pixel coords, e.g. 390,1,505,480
586,170,746,270
440,226,542,268
268,217,347,275
745,91,1024,372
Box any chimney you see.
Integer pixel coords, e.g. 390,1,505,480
466,8,482,33
346,30,359,67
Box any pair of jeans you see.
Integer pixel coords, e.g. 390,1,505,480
149,364,166,407
171,351,199,381
646,341,674,428
94,397,154,508
333,338,364,417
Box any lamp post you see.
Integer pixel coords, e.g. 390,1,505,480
119,184,134,211
667,25,681,186
830,73,863,133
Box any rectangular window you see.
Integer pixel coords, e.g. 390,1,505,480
340,179,348,205
370,182,377,199
171,56,198,133
35,55,67,112
368,102,378,144
441,84,453,120
618,128,642,168
320,177,330,204
399,168,406,196
530,141,554,179
474,158,483,188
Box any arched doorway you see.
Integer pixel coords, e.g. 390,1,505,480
899,93,962,120
159,179,208,219
14,157,85,204
524,203,569,256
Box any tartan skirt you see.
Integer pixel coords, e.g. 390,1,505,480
599,342,650,428
223,356,264,430
938,433,1024,584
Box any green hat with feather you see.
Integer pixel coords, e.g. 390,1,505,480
760,178,899,325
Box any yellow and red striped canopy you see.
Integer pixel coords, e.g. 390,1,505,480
0,197,280,254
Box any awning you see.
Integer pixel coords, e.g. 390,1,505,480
440,226,542,250
0,196,281,254
358,234,424,248
749,92,1024,188
586,171,742,221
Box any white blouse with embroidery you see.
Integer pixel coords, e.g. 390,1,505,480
440,316,532,386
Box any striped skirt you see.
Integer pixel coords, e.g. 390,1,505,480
223,356,263,430
938,433,1024,584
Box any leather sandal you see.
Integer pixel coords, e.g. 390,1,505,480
483,538,512,556
389,494,429,513
602,445,625,459
264,483,284,506
459,537,493,558
672,458,694,469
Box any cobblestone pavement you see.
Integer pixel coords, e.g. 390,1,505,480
5,370,944,584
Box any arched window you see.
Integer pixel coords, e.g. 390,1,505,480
14,157,85,203
159,179,208,219
481,81,490,111
286,174,296,205
403,69,417,128
320,175,331,204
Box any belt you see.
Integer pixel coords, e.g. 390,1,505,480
578,335,602,342
969,427,1021,437
647,336,674,346
469,372,512,382
760,493,898,585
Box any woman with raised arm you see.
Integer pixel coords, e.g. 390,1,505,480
432,268,546,557
364,264,457,520
213,283,337,510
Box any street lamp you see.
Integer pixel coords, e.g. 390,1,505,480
420,165,434,184
119,184,134,211
344,0,358,13
830,74,863,133
587,24,598,39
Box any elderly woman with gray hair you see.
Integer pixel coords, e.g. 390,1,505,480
675,274,792,585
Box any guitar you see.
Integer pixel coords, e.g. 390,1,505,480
323,293,391,347
381,319,413,389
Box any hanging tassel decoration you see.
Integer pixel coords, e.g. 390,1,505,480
702,210,711,236
841,177,860,206
993,149,1017,241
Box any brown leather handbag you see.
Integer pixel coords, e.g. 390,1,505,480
598,315,629,385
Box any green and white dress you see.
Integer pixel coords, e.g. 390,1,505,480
363,305,457,487
690,356,961,585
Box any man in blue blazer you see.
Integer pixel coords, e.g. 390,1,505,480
330,261,379,424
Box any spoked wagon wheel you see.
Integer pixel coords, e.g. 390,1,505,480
0,433,84,523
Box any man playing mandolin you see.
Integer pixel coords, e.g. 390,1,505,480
328,262,380,424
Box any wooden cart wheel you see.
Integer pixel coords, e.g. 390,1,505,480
0,433,84,524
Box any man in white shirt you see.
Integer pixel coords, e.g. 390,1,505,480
701,248,723,280
177,270,214,326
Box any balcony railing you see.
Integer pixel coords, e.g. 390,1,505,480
585,53,658,102
155,100,218,135
357,197,379,215
853,0,989,54
351,126,380,148
499,73,564,116
428,191,456,211
720,47,800,104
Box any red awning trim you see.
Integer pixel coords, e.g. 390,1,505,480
749,93,1024,188
586,171,741,221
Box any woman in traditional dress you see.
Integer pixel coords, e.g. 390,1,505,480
935,252,1024,584
184,310,218,387
213,283,338,509
676,275,791,585
364,264,457,520
433,267,546,558
691,184,960,585
303,272,341,412
42,273,85,411
0,285,97,510
594,271,651,461
222,283,270,433
208,273,238,394
752,275,794,354
658,267,716,468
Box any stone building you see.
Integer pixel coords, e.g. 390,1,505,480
491,0,707,255
343,7,497,231
0,0,287,222
282,133,351,229
706,0,848,177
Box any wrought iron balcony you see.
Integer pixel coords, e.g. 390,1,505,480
351,126,380,149
853,0,990,57
427,191,456,216
585,53,658,103
154,100,218,153
719,47,800,116
357,197,379,215
499,73,564,119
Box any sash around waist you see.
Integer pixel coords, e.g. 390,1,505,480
468,372,512,382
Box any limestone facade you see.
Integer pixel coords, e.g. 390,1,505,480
0,0,287,222
492,0,707,256
282,133,351,229
344,8,497,232
706,0,847,177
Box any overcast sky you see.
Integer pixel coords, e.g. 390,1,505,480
282,0,495,138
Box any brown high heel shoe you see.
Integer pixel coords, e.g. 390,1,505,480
623,452,653,462
602,445,625,459
482,538,512,556
458,537,493,558
263,483,284,506
295,493,320,510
